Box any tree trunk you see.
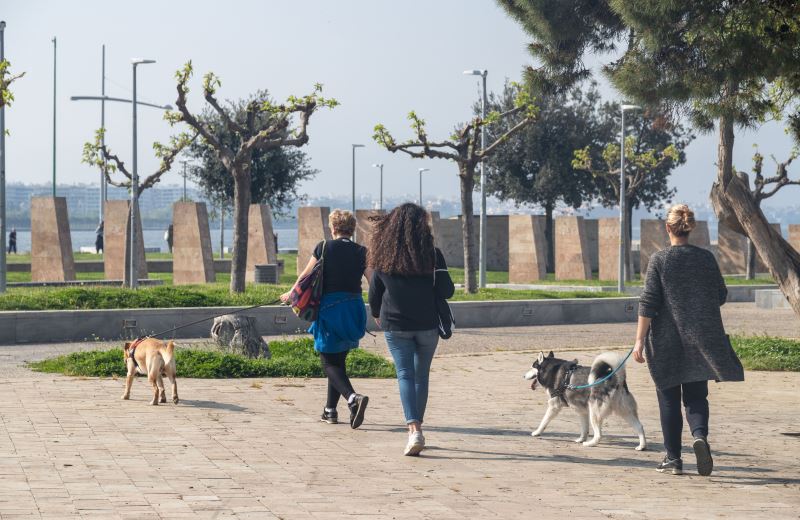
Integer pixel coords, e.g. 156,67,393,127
230,167,252,293
711,114,800,317
745,238,756,280
459,164,478,293
544,201,555,273
624,198,634,282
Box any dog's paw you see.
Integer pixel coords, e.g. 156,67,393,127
635,444,647,451
574,436,587,443
173,396,180,404
531,430,542,437
149,400,158,406
121,394,130,400
159,397,167,404
582,440,599,447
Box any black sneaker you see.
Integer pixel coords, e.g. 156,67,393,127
693,436,714,476
348,394,369,429
656,456,683,475
320,409,338,424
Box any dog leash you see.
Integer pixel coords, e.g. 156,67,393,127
144,299,284,340
567,347,635,390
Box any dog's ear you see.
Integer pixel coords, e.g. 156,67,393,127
547,351,554,358
537,352,545,363
123,342,132,351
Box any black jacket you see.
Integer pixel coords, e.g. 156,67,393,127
368,248,455,331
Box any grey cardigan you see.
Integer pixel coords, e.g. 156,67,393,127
639,245,744,390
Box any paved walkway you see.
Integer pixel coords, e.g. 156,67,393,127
0,304,798,519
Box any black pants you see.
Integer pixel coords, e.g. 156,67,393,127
8,242,16,254
319,351,355,409
656,380,710,460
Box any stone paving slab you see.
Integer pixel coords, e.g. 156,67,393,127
1,338,799,518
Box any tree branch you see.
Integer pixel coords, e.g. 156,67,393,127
480,114,535,158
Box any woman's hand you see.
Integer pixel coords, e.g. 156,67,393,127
374,317,381,328
279,291,292,304
633,338,646,363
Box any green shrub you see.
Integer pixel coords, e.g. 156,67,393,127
732,335,800,371
27,337,396,379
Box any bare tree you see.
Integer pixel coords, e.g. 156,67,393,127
374,90,536,293
739,149,799,279
167,62,337,293
83,128,194,286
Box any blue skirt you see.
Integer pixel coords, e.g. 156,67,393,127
308,292,366,353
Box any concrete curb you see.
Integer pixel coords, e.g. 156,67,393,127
755,289,791,309
481,283,776,302
0,297,639,345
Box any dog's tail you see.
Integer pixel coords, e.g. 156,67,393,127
162,341,176,365
588,352,626,385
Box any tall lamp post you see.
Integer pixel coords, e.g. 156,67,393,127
351,144,364,213
619,104,641,293
371,163,384,210
463,69,488,288
0,21,7,293
418,168,429,207
52,37,57,197
180,160,188,201
129,58,156,289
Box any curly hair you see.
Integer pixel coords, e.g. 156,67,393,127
328,209,356,237
368,203,435,275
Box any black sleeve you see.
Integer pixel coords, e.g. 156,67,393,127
360,245,368,275
368,272,385,318
312,240,324,260
713,254,728,306
434,248,455,299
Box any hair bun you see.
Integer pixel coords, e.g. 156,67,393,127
666,204,696,237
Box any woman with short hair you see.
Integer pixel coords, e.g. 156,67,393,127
633,204,744,476
368,203,455,456
281,209,370,429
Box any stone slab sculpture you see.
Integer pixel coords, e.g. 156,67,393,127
173,201,215,285
508,215,547,282
31,197,76,282
554,216,591,280
104,200,147,281
717,221,782,274
583,218,599,273
246,204,279,282
639,219,669,277
354,209,386,248
297,207,331,274
597,218,620,281
789,224,800,253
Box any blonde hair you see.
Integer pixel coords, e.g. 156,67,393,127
666,204,696,237
329,209,356,237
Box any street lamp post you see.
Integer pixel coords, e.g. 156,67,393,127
619,104,641,293
52,37,56,197
371,163,384,210
351,144,364,213
0,21,7,293
418,168,429,207
181,161,188,201
129,58,156,289
463,69,488,288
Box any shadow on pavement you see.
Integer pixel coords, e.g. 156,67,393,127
179,399,248,412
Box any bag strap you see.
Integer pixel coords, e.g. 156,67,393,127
319,239,327,262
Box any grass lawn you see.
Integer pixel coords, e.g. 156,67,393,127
732,336,800,371
27,337,396,378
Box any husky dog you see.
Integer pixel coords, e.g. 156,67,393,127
524,351,646,450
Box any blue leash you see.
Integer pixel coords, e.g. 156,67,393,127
567,347,635,390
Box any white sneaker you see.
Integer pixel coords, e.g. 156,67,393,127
404,432,425,456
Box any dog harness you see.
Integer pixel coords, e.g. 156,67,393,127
127,337,146,370
551,364,577,403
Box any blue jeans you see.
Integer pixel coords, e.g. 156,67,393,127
384,329,439,424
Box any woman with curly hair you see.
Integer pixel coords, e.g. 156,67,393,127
281,209,371,429
368,203,455,456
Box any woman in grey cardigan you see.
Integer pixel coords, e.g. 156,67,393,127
633,204,744,476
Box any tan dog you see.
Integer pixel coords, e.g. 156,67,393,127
122,338,179,405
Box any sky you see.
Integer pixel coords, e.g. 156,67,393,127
3,0,799,208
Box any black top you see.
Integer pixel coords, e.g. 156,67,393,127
313,238,367,294
639,244,743,389
368,248,455,331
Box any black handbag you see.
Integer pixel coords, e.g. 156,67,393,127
433,254,454,339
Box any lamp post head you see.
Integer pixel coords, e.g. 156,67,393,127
621,104,641,111
463,69,487,77
352,143,365,148
0,21,6,30
419,168,430,174
372,163,383,168
163,104,173,110
132,58,156,66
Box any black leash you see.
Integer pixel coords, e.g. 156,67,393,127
145,299,284,340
